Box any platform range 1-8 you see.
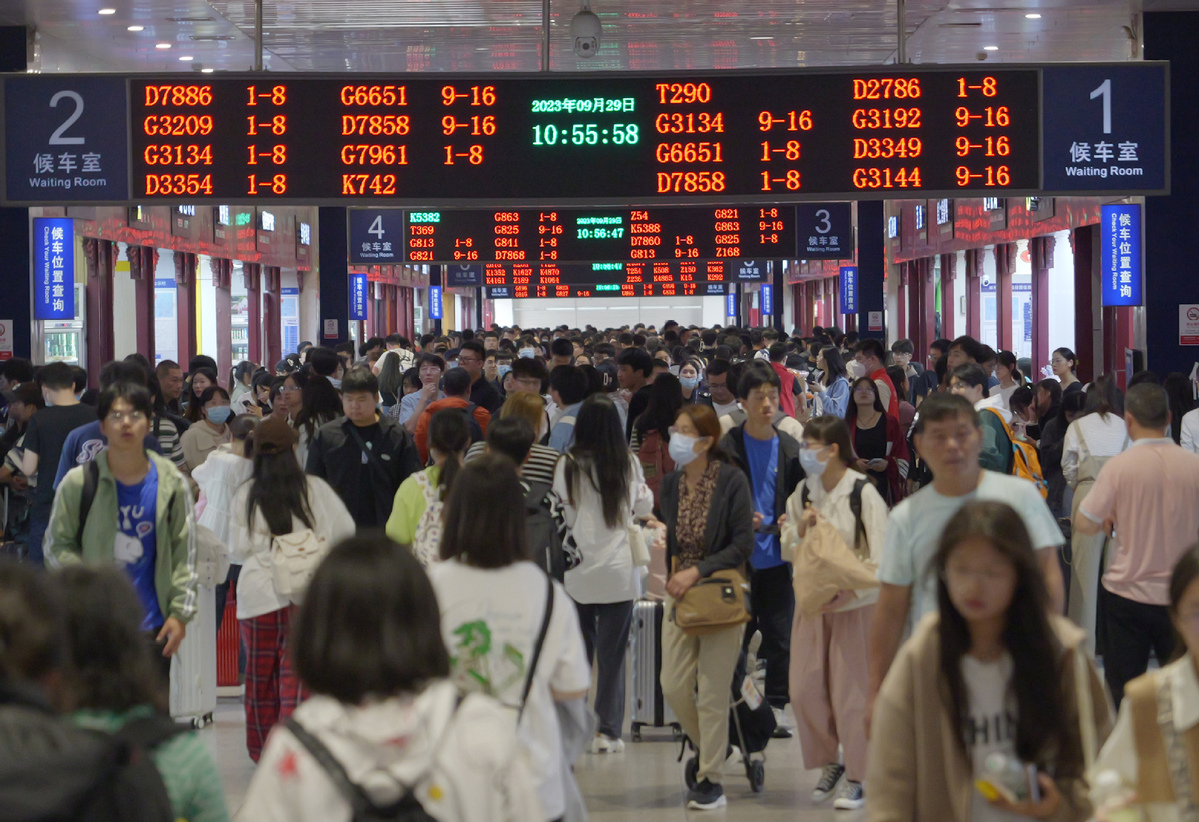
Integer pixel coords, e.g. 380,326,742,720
2,63,1167,205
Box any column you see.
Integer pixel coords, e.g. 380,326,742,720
83,238,116,381
965,248,982,339
212,259,232,381
318,206,350,345
244,263,262,364
0,28,28,359
941,253,957,341
263,266,282,368
996,242,1014,352
1030,236,1054,378
922,257,936,359
1145,12,1199,375
127,245,156,363
856,201,886,340
1073,226,1097,383
174,251,197,369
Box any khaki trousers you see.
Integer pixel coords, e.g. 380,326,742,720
789,603,875,781
660,596,744,785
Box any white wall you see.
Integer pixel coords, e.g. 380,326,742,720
953,250,968,336
112,254,137,360
196,255,217,362
300,269,320,348
509,296,722,329
1046,229,1076,359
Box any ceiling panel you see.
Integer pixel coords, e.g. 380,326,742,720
0,0,1193,74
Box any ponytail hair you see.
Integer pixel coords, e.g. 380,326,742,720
428,408,471,501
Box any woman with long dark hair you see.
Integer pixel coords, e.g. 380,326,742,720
553,394,653,754
385,408,470,566
229,360,256,405
292,373,342,466
376,349,404,409
868,500,1112,821
183,367,218,423
812,345,851,419
180,386,232,470
232,369,273,417
229,415,354,762
845,377,909,506
631,373,685,508
1052,347,1082,395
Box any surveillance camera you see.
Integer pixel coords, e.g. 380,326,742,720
982,274,993,287
571,6,602,58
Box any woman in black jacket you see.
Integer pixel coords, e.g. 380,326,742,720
657,403,754,812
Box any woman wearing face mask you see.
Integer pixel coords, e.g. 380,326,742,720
780,416,889,810
809,346,851,420
679,358,707,405
181,385,233,470
845,377,909,506
656,403,754,811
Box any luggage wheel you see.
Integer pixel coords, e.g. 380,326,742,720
631,723,642,743
192,713,214,729
671,723,683,742
748,759,765,793
684,755,699,791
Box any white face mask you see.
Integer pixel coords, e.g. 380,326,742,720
847,360,866,379
668,433,702,467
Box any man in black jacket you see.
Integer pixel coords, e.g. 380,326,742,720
719,362,804,736
306,366,421,530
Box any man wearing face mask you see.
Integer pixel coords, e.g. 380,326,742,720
850,339,898,420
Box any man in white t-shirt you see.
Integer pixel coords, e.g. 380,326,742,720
428,561,590,821
868,393,1064,711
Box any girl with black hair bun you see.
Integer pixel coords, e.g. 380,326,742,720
868,500,1112,821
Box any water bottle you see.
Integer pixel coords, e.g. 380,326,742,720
982,752,1030,802
1091,769,1143,822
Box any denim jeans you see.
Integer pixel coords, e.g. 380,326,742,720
575,600,634,739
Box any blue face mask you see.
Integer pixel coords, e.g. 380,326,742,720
680,376,699,391
798,446,829,476
519,348,536,359
497,364,512,379
207,406,233,425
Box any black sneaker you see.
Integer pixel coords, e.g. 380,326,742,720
686,778,727,811
833,779,865,810
811,763,845,803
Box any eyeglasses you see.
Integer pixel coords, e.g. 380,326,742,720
105,410,147,424
457,356,481,365
281,386,300,394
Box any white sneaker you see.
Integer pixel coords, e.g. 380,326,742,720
833,779,865,810
726,746,743,766
587,734,625,754
771,706,793,730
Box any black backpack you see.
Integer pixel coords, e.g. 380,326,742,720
458,403,484,446
801,477,870,554
523,480,570,583
0,687,187,822
284,702,463,822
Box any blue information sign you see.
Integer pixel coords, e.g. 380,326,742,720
348,273,368,320
796,203,854,259
348,210,404,264
840,266,858,314
726,292,737,319
429,286,443,320
33,218,74,320
760,284,774,317
5,77,129,202
1042,64,1168,194
1100,204,1141,307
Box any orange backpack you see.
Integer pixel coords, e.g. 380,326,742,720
982,407,1048,499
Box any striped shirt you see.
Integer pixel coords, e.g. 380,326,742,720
466,441,560,486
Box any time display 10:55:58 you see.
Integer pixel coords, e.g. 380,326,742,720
532,123,640,146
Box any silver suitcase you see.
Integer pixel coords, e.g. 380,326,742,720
170,584,218,728
629,599,681,742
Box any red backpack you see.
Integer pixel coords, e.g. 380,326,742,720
638,428,675,509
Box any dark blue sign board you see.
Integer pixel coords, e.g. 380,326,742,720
445,265,483,287
760,284,774,316
429,286,443,319
1100,204,1142,307
33,218,74,320
5,77,129,202
733,260,767,282
840,266,858,314
348,209,404,264
795,203,853,258
726,292,737,318
348,273,368,320
1042,63,1168,194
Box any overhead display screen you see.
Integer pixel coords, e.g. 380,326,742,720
3,64,1168,205
446,258,764,287
403,206,794,263
485,282,728,299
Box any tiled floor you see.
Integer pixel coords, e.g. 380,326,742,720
205,696,866,821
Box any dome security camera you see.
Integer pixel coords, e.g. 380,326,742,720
571,4,602,58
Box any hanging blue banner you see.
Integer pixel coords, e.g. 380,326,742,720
33,217,74,320
348,273,368,320
429,286,443,320
1100,204,1141,307
840,266,858,314
760,284,774,316
726,292,737,318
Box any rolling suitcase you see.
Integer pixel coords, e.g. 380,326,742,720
170,584,218,728
629,599,681,742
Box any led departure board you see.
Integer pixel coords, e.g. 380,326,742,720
4,64,1168,205
402,206,793,263
485,282,728,299
447,259,763,287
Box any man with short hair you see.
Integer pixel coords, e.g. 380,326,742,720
308,347,345,388
852,338,898,419
155,360,186,418
457,339,503,415
398,353,446,432
413,367,491,464
706,359,739,417
1074,383,1199,706
948,363,1013,474
720,365,803,735
869,393,1064,707
547,366,589,453
0,358,34,393
617,348,655,441
46,381,197,681
306,366,421,530
19,363,96,565
945,335,984,372
549,338,575,370
593,342,616,364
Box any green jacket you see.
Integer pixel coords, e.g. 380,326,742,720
46,450,198,624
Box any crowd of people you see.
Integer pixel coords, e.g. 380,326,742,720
0,320,1197,820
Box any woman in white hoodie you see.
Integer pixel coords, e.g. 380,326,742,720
229,415,355,762
237,536,543,822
